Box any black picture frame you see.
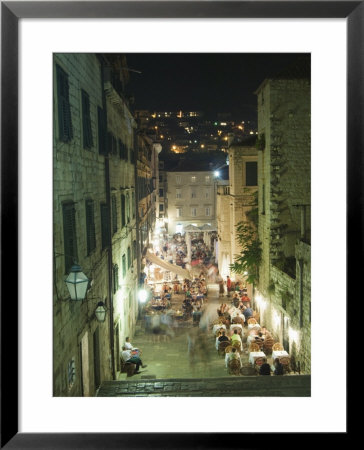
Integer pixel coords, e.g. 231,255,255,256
1,1,357,448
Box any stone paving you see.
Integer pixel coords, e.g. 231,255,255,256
117,284,241,381
97,375,311,397
96,281,311,397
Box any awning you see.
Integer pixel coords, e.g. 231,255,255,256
146,250,192,279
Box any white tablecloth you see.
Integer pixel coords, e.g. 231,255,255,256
248,323,261,330
272,350,289,361
230,324,243,334
212,324,227,335
248,351,266,365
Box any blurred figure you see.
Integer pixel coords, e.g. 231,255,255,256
273,358,284,375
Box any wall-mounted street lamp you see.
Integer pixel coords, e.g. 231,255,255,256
65,264,89,301
95,301,107,323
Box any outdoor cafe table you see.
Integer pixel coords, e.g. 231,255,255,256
230,323,243,334
272,350,290,361
212,324,227,335
249,351,266,365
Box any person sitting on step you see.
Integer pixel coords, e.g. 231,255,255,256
120,346,147,374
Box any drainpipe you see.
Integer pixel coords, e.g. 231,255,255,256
100,56,116,380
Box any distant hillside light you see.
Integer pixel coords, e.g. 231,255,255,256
65,264,89,301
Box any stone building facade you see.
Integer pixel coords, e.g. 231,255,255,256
166,169,216,235
216,142,258,291
103,55,139,375
53,54,140,396
136,135,161,269
254,59,311,372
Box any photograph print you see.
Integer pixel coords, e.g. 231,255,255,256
53,53,311,397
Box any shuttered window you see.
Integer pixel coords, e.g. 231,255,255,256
56,65,73,142
246,161,258,186
132,192,136,218
62,202,77,273
111,195,117,234
119,139,127,160
112,264,119,294
100,203,110,249
122,254,126,277
121,193,126,228
107,132,117,156
97,107,107,155
85,200,96,255
126,193,130,223
127,246,131,268
81,89,93,149
133,240,137,261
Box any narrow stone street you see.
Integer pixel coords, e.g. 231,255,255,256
117,283,231,380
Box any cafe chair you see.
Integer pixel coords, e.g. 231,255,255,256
232,316,244,325
225,345,233,354
228,359,241,376
263,338,275,354
120,359,137,377
247,318,257,325
254,357,266,374
218,340,231,356
249,342,260,352
279,356,291,373
232,341,242,353
272,342,284,351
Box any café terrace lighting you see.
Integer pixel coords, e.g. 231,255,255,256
65,264,89,301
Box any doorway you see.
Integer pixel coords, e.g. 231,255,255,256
93,327,101,391
81,332,90,396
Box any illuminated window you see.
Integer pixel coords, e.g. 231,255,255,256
191,208,197,217
176,207,183,218
191,190,197,199
205,176,210,183
176,175,181,184
205,207,210,216
176,189,182,199
191,176,196,183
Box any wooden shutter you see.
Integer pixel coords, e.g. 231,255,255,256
111,195,117,234
85,200,96,255
62,202,77,273
100,203,110,249
56,65,73,142
127,246,131,268
97,107,106,155
126,193,130,223
113,264,119,294
81,89,93,149
121,193,126,227
122,254,126,277
132,192,136,218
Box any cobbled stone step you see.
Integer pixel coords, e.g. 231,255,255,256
96,375,311,397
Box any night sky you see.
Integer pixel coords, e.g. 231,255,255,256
125,53,305,122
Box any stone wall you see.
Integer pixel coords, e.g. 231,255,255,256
106,82,138,356
53,54,139,396
256,75,311,373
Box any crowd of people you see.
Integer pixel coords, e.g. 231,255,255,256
213,295,284,376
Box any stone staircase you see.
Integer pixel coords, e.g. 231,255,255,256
96,374,311,397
